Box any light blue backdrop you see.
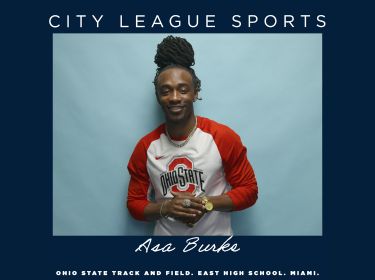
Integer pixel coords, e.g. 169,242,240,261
53,34,322,236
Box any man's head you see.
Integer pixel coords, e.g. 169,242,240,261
153,36,202,124
156,68,198,124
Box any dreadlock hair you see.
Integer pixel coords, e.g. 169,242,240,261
153,35,202,100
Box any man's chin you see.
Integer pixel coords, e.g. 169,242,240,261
166,114,187,125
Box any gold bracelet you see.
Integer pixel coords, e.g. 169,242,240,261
160,200,170,219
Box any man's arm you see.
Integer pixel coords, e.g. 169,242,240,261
204,194,234,212
218,127,258,211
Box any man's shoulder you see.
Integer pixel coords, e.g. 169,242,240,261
198,116,246,163
135,123,166,150
198,116,240,141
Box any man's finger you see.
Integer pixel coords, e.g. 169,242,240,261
175,206,202,215
175,196,204,205
173,211,197,218
187,201,206,211
171,191,196,197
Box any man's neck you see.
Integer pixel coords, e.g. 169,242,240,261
165,113,197,138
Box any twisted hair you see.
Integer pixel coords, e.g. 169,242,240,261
153,36,202,99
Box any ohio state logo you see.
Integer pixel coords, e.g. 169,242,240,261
160,156,205,196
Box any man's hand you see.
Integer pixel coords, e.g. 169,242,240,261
170,191,206,225
162,191,205,219
178,209,206,224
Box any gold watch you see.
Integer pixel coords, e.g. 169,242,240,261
201,196,213,212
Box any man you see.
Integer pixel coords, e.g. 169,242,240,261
127,35,258,235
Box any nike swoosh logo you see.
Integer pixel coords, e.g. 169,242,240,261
155,156,165,160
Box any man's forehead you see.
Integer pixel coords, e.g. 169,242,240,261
158,68,193,86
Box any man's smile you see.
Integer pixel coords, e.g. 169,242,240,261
167,106,184,113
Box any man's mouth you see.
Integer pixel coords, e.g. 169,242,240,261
168,106,184,113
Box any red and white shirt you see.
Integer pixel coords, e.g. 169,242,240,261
127,116,258,235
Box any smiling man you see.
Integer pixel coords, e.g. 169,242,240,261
127,35,258,235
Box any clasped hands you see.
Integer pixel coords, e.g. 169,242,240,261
162,191,206,224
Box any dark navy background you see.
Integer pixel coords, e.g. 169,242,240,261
4,0,372,279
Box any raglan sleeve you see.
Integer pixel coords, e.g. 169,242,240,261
126,138,153,222
219,128,258,211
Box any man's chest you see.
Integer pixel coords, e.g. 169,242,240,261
146,131,225,199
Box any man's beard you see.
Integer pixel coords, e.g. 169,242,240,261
165,113,187,125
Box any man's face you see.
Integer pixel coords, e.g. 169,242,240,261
156,68,198,124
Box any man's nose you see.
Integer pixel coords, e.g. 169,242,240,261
169,90,181,102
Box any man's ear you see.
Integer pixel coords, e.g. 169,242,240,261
193,88,198,102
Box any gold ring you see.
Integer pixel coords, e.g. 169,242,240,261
186,222,194,228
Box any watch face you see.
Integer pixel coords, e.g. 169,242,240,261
206,201,213,211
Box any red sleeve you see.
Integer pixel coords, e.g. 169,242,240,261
222,133,258,211
126,138,153,222
201,118,258,211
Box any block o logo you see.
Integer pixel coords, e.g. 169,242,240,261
160,156,205,196
169,157,195,193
